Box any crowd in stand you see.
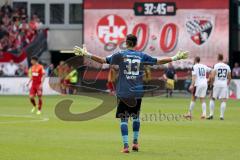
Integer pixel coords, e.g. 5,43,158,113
0,60,27,76
0,1,44,77
0,1,42,53
0,60,56,77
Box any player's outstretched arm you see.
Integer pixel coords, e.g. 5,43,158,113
157,50,189,64
73,45,106,64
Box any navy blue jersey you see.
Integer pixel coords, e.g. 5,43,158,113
164,67,175,79
106,49,157,98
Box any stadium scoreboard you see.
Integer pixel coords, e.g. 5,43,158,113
134,2,176,16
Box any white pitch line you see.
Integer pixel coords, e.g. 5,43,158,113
0,114,49,124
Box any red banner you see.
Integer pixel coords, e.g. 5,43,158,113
0,51,27,63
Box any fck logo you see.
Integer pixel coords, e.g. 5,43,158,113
97,14,128,45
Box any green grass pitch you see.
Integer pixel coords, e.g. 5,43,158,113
0,95,240,160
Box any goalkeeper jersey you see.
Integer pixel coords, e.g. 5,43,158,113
106,49,157,98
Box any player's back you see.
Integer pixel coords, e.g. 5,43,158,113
192,63,211,87
107,49,157,98
213,62,231,87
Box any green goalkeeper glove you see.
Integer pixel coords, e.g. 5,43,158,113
73,44,92,58
171,51,189,61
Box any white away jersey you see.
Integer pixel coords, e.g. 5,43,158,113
192,63,212,86
213,62,231,87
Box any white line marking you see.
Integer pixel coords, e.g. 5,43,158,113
0,114,49,124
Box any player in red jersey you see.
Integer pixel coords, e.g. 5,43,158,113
27,56,45,115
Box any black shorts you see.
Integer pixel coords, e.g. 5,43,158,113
116,98,142,119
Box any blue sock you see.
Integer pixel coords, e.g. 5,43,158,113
120,118,128,148
132,118,140,144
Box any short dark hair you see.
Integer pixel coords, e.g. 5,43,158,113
218,54,224,61
126,34,137,47
195,56,200,63
31,56,38,61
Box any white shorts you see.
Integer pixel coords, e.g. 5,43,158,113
194,85,207,98
213,86,229,99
